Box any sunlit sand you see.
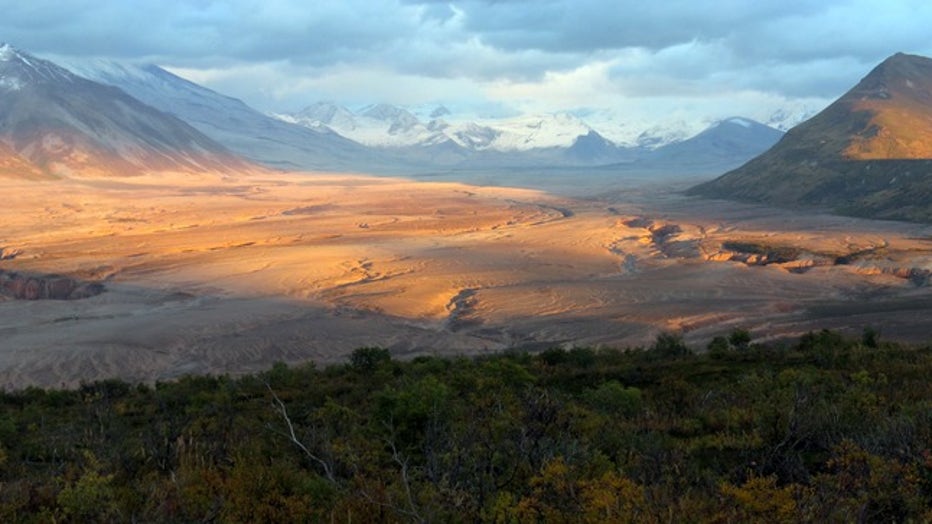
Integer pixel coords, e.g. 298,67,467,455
1,170,929,388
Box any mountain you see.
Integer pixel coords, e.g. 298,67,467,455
691,53,932,222
282,106,597,152
282,103,779,169
646,117,784,170
0,44,251,177
440,121,501,150
62,61,380,172
58,53,783,174
291,102,357,130
285,102,453,148
471,113,594,151
565,130,634,165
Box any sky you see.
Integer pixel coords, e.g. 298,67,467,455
3,0,932,129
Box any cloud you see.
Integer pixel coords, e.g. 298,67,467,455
4,0,932,119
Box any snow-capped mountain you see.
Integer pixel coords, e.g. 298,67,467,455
275,102,786,170
0,44,252,177
764,105,821,131
554,108,714,149
62,60,380,172
471,113,594,151
282,102,453,148
632,121,707,149
441,121,501,150
282,105,600,152
286,102,356,131
52,50,784,174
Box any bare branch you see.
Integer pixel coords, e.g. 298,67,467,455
265,383,336,483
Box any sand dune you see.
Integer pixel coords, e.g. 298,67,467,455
0,170,930,388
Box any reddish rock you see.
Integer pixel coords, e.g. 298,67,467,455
22,278,41,300
4,276,26,297
0,271,104,300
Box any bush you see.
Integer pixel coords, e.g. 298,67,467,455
649,332,691,359
707,336,731,359
728,329,752,351
349,346,392,373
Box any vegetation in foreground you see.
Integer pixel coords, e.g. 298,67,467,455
1,330,930,522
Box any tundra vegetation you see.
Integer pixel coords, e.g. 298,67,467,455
0,330,930,522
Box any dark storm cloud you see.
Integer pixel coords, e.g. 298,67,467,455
450,0,820,53
2,0,931,104
1,1,416,64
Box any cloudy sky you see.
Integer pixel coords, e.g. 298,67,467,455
3,0,931,128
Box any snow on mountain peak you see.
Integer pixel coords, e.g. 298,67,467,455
285,103,450,147
360,104,419,128
297,102,352,124
274,99,787,155
724,117,754,128
765,106,820,131
468,112,592,150
0,45,79,87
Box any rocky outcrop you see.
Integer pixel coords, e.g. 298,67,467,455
641,222,702,259
706,246,834,274
0,270,104,300
706,241,930,284
846,265,931,286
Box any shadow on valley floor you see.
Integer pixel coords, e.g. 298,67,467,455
0,169,929,389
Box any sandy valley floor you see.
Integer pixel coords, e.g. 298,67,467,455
1,170,930,388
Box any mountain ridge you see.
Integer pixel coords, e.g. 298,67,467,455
60,58,382,172
690,52,932,223
0,44,253,178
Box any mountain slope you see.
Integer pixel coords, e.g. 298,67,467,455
0,44,251,177
691,53,932,222
648,117,783,169
63,61,379,172
0,141,43,179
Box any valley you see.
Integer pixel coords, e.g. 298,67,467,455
1,170,929,388
1,45,930,390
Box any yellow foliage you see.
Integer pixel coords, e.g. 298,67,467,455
719,474,798,523
514,457,579,523
580,470,646,523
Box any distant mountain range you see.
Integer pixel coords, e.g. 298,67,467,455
280,102,811,154
58,54,785,174
0,42,787,179
276,101,785,172
691,52,932,222
0,44,251,178
280,103,598,151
